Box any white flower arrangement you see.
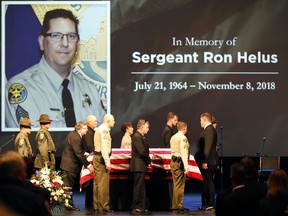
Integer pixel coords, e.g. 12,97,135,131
30,163,72,207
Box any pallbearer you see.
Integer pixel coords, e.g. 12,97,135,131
130,119,151,214
93,114,115,213
170,121,190,213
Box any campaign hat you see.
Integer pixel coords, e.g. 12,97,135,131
19,118,33,127
38,114,53,123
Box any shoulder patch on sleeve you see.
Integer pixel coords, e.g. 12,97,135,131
19,138,25,146
8,83,27,104
39,133,45,140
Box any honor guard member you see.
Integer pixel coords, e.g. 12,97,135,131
34,114,56,169
170,121,190,213
196,112,218,211
130,119,151,214
60,121,93,211
15,118,33,157
162,112,178,148
120,122,134,149
5,8,106,128
93,114,115,213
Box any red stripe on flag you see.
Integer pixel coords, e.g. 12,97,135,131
187,172,203,181
80,148,202,190
111,158,130,164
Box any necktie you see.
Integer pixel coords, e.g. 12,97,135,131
62,79,76,127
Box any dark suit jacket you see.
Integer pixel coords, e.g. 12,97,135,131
130,131,151,172
60,130,90,174
161,125,174,148
84,126,95,153
0,183,51,216
195,124,218,166
216,186,258,216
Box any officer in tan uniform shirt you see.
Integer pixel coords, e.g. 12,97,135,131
93,114,115,213
170,121,190,213
34,114,56,169
15,118,33,157
120,122,134,149
5,9,106,129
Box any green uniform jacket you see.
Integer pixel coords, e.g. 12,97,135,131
34,128,56,168
15,131,32,157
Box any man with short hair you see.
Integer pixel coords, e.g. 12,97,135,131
15,118,33,157
83,115,97,209
60,121,93,211
161,112,178,210
84,115,98,153
215,163,258,216
93,114,115,213
162,112,178,148
5,8,105,128
170,121,190,213
196,112,219,211
130,119,151,214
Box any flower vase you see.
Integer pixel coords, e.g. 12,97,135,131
51,202,65,214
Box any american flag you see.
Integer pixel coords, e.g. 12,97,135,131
80,148,202,190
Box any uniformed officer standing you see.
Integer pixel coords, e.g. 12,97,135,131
170,121,190,213
5,8,106,128
34,114,56,169
120,122,134,149
93,114,115,213
15,118,33,157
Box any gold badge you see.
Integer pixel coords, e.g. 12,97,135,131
8,83,27,104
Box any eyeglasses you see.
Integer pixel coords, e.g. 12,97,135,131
43,32,79,43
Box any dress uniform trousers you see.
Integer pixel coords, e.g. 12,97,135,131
170,157,186,210
93,154,110,211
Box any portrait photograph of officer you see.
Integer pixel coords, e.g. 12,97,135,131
2,2,110,131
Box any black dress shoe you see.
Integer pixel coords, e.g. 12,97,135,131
173,207,190,214
72,205,80,211
65,204,80,211
131,209,149,214
101,209,114,214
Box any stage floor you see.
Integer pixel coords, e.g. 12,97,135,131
53,211,215,215
53,191,215,216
